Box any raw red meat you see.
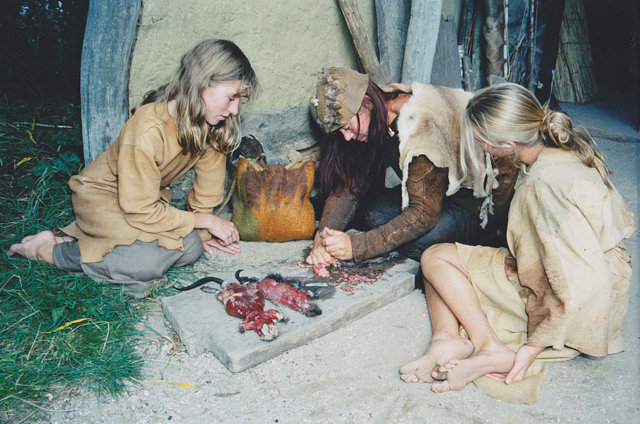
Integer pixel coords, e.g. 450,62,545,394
297,261,331,278
257,277,321,317
215,282,284,341
313,263,330,278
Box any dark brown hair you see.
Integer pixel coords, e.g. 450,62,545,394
317,81,400,198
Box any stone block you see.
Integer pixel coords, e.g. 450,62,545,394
160,241,419,372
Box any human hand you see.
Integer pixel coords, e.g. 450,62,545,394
203,237,240,255
194,213,239,246
306,231,337,266
505,344,545,384
321,228,353,261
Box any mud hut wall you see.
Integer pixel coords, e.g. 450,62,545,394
128,0,462,166
129,0,377,112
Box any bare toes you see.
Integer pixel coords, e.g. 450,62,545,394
400,373,419,383
399,362,418,375
431,380,452,393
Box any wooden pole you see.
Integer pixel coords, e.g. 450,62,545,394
375,0,410,83
80,0,141,164
483,0,506,83
337,0,387,86
430,16,463,89
459,0,482,91
401,0,442,84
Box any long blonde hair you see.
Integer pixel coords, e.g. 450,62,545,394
460,82,611,186
141,39,258,155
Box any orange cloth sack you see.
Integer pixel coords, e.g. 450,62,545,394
231,157,316,241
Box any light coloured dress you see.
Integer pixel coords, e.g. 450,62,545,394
456,147,635,402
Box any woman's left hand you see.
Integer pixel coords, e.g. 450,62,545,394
321,228,353,261
505,344,545,384
203,237,240,255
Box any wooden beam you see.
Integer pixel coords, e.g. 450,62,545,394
80,0,141,164
401,0,442,84
483,0,505,84
375,0,410,83
431,16,463,89
337,0,387,86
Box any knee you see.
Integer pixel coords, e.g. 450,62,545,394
180,231,205,265
420,243,457,276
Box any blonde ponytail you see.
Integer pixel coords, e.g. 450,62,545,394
462,83,611,187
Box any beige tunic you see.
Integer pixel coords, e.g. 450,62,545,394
505,148,634,356
61,102,226,263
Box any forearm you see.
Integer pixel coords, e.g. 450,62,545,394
193,212,213,229
317,190,359,232
121,200,196,239
350,203,439,261
350,156,448,261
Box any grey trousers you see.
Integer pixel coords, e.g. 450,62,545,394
52,230,204,298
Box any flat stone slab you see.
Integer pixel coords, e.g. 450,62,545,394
160,240,419,372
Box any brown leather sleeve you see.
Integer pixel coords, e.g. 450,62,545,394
350,155,448,262
317,190,359,232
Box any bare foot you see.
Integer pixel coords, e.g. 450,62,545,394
399,335,474,383
430,346,516,393
55,235,74,243
7,231,57,263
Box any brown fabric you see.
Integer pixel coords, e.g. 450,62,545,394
506,148,635,356
317,190,359,232
350,155,448,262
60,102,226,263
231,158,316,242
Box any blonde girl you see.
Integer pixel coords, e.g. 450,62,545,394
9,39,258,298
400,83,634,401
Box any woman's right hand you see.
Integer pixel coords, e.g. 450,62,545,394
306,229,337,266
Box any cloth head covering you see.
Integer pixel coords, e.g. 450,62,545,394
310,67,369,133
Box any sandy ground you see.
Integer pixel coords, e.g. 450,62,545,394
34,133,639,423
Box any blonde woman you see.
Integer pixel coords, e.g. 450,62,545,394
399,83,634,401
8,39,258,297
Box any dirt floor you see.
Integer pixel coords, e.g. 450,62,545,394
35,113,639,423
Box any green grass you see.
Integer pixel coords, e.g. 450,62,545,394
0,98,145,422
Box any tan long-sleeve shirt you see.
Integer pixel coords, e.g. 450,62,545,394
60,102,226,263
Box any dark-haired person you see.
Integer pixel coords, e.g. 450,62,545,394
307,67,518,266
8,39,258,297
